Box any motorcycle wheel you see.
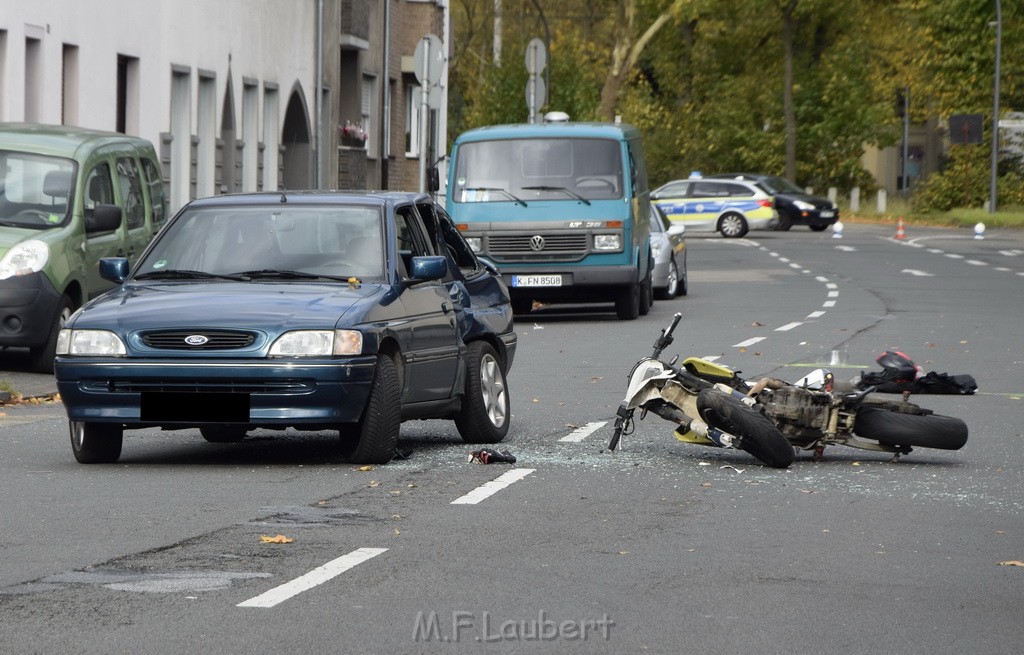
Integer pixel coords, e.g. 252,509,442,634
696,389,794,468
854,406,968,450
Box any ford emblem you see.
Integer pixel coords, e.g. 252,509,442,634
184,334,209,346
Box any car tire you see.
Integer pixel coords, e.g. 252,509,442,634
677,251,688,296
809,224,829,232
70,421,123,464
341,354,401,464
718,213,749,238
456,341,510,444
774,213,794,231
656,258,678,300
615,282,640,320
29,294,74,374
200,426,248,443
639,270,652,315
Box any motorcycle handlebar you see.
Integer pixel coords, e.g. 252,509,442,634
651,312,683,358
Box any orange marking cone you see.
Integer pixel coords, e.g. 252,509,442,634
895,216,906,239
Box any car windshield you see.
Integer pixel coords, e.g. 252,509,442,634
0,151,76,229
134,205,386,280
758,176,804,194
453,137,624,202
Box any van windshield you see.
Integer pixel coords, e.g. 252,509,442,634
0,151,76,229
453,137,624,203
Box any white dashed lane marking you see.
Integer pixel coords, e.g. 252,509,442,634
450,468,535,505
733,336,767,348
775,322,803,332
237,547,388,609
560,421,608,442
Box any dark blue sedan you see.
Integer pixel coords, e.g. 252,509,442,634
54,191,517,464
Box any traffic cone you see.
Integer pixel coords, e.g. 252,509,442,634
894,216,906,239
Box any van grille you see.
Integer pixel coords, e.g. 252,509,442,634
488,234,588,259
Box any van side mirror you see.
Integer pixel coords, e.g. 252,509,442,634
427,167,440,194
86,204,122,234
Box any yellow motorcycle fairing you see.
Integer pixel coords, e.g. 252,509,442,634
682,357,738,384
674,427,715,445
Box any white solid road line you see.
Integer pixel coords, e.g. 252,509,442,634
237,547,388,608
451,468,535,505
560,421,608,442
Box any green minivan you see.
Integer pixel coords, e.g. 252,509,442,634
0,123,167,372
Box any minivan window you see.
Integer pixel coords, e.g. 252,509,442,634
140,158,167,227
83,164,115,217
453,137,624,202
116,156,146,230
0,151,75,227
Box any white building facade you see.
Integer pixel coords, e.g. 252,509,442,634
1,0,319,212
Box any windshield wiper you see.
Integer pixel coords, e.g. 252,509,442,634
462,186,527,207
521,185,591,205
134,269,245,281
233,269,351,282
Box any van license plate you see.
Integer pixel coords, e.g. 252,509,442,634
512,275,562,287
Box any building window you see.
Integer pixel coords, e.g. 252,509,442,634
62,44,79,126
405,82,421,157
25,37,42,122
117,55,140,134
362,73,377,158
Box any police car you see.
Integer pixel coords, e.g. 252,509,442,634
651,173,777,238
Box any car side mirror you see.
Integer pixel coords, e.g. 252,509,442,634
86,204,122,234
99,257,130,284
477,256,501,276
408,255,448,282
668,223,686,236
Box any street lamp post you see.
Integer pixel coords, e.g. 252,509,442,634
990,0,1001,214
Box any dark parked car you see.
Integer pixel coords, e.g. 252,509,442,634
54,191,517,465
709,173,838,231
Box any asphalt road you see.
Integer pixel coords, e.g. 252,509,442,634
1,223,1022,654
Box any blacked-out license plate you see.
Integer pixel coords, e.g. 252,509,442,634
140,392,250,422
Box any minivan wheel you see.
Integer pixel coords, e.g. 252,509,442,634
719,213,749,238
29,294,74,374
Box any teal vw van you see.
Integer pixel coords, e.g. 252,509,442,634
443,116,652,319
0,123,166,372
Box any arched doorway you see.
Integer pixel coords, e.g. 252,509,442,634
282,89,312,190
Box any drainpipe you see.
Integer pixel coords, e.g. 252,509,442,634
381,0,391,189
315,0,324,189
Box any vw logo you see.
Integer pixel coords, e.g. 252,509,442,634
184,334,209,346
529,235,546,251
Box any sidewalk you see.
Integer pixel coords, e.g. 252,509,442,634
0,352,59,403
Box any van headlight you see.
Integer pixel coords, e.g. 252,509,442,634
269,329,363,356
594,234,622,252
56,329,127,356
0,240,49,280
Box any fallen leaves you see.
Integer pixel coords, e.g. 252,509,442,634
260,534,295,544
998,560,1024,567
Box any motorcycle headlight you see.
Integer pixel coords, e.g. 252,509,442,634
268,329,363,356
594,234,622,251
0,240,50,280
56,329,127,356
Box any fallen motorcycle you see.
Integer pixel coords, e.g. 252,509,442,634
675,326,970,462
608,313,795,468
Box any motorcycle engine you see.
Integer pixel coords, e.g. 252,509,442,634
759,386,831,434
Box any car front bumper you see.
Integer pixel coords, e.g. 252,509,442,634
54,356,378,427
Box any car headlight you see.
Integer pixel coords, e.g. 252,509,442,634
650,238,664,258
56,329,127,356
793,200,815,211
594,234,622,251
465,237,482,253
0,240,49,280
268,329,363,356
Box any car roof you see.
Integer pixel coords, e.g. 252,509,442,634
454,121,640,143
0,122,154,159
184,190,434,210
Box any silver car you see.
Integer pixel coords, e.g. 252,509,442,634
649,204,687,299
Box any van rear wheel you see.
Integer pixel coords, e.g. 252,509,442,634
615,283,640,320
